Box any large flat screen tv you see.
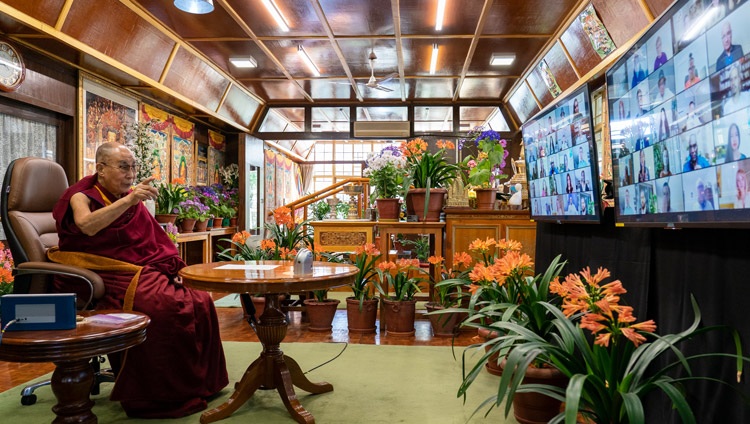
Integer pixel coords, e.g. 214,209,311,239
607,0,750,227
522,84,602,223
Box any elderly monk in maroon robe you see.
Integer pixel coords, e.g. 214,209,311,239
49,142,228,418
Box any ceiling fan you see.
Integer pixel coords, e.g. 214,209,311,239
363,50,397,92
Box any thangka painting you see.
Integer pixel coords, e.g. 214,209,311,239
140,104,171,183
265,150,276,222
579,4,616,59
81,76,137,178
171,116,195,185
208,130,226,185
172,135,194,185
538,59,562,98
196,144,208,186
276,153,286,208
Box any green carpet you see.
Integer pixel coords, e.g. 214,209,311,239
0,342,517,423
215,291,429,310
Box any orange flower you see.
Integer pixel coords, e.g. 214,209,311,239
232,230,250,244
435,140,455,149
621,327,648,347
630,319,657,333
260,239,276,250
594,332,612,347
171,177,186,185
468,237,496,254
580,266,610,287
396,258,420,270
495,251,534,276
469,263,495,284
580,313,608,334
400,138,428,159
355,242,380,256
453,251,473,268
378,261,396,271
273,206,294,227
0,268,13,284
428,255,443,265
496,239,522,252
468,283,481,295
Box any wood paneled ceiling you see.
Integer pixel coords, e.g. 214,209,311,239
0,0,597,134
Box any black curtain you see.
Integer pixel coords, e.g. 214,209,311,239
535,208,750,422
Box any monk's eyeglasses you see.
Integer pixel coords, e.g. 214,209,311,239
100,162,140,174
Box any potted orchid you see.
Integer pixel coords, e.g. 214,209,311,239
363,145,406,221
460,127,509,209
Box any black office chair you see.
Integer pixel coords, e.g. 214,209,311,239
0,157,111,405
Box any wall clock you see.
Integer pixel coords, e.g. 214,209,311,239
0,40,25,92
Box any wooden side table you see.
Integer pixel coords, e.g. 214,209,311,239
180,260,358,424
0,310,150,424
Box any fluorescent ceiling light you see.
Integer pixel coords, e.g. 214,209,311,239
429,44,439,75
173,0,214,14
262,0,290,32
229,57,258,68
435,0,447,31
298,45,320,77
490,53,515,66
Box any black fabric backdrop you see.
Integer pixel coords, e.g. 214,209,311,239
535,208,750,422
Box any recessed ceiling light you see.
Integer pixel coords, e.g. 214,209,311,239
262,0,290,32
298,45,320,77
429,44,439,75
173,0,214,14
490,53,515,66
229,57,258,68
435,0,447,31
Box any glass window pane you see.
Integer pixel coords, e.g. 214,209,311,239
259,107,304,132
415,106,453,132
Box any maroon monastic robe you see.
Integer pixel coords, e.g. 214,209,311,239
52,174,228,418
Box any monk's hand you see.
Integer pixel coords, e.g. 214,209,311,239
128,177,158,204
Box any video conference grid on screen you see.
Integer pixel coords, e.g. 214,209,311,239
607,0,750,225
522,85,601,223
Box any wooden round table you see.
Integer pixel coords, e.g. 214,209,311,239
0,310,150,423
179,260,358,424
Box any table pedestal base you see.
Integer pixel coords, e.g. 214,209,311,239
200,294,332,424
51,359,96,424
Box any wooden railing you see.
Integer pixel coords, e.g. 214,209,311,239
271,177,370,220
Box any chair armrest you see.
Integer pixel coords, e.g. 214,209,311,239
15,262,105,310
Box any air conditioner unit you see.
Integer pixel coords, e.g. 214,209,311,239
353,121,411,138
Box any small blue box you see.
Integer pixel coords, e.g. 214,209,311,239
0,293,77,331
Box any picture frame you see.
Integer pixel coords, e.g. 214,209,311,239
79,74,138,179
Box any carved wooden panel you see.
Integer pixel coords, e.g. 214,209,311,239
319,231,368,246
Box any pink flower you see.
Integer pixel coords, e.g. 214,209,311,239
467,159,477,168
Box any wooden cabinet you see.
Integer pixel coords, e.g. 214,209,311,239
444,209,536,267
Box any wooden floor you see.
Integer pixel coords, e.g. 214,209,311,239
0,293,480,394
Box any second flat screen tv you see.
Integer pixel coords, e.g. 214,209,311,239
522,84,602,224
607,0,750,227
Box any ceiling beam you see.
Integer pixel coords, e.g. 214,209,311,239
391,0,406,102
213,0,314,103
453,0,494,102
309,0,363,102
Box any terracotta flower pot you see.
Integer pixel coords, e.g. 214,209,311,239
194,218,208,232
346,297,378,334
425,303,459,337
179,218,196,233
500,359,567,424
407,188,446,222
478,327,503,376
475,188,497,210
376,198,400,221
381,298,417,336
303,298,340,332
213,217,223,228
155,213,178,225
